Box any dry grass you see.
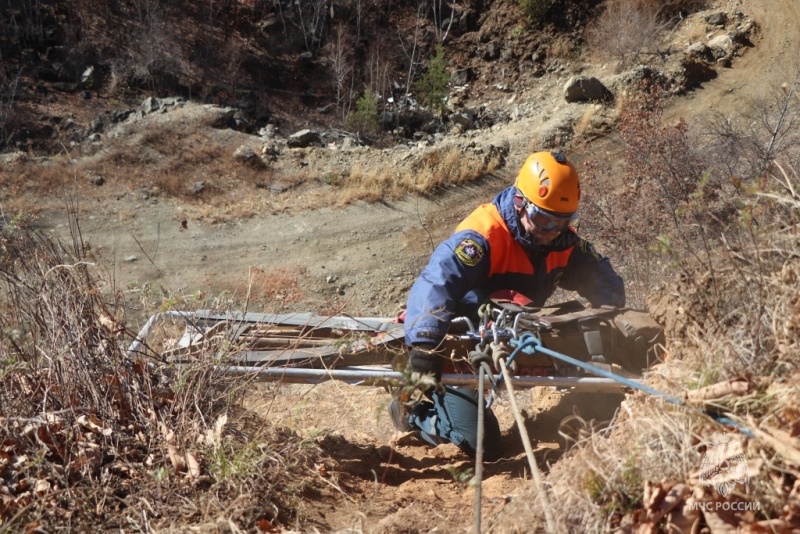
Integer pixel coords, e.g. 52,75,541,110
493,163,800,531
546,33,583,61
0,214,336,531
338,144,506,205
538,399,705,530
3,125,506,226
573,104,599,139
0,158,94,214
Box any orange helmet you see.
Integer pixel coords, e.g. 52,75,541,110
514,151,580,215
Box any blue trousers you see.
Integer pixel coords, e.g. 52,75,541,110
408,386,503,460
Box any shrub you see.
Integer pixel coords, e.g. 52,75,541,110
0,215,328,530
518,0,554,26
414,44,450,116
347,88,380,137
584,0,669,70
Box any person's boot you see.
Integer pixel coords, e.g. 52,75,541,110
388,398,411,432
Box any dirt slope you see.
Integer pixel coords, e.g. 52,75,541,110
665,0,800,121
16,0,800,531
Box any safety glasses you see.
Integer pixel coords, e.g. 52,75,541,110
515,196,576,234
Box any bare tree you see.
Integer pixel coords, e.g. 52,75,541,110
273,0,289,40
367,40,392,104
398,2,426,110
131,8,185,94
325,24,353,120
132,0,161,24
289,0,330,54
350,0,363,40
0,69,21,149
8,0,45,47
431,0,457,43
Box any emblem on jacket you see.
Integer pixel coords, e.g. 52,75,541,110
454,238,485,267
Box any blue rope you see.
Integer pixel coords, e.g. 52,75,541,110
501,333,754,437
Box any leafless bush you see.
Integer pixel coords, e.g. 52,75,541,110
0,213,326,530
580,81,732,308
125,8,187,93
700,76,800,181
0,214,159,525
647,161,800,380
510,164,800,532
585,0,671,70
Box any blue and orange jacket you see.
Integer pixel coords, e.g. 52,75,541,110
404,186,625,345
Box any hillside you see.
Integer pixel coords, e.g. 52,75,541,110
1,0,800,532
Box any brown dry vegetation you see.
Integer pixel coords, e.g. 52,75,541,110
0,220,337,530
526,161,800,531
584,0,705,70
514,70,800,531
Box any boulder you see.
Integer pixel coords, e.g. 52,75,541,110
563,76,612,103
287,129,322,148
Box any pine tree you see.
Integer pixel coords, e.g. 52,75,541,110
414,44,450,115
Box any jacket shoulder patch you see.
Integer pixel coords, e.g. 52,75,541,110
580,238,602,261
454,238,485,267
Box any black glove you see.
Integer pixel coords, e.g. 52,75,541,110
408,343,443,382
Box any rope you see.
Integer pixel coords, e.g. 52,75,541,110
503,333,755,437
468,308,756,532
498,356,558,532
504,333,682,404
473,364,486,534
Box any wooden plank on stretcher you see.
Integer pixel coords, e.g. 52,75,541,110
244,337,336,348
231,326,406,367
192,310,401,333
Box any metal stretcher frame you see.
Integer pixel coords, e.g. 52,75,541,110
127,310,643,392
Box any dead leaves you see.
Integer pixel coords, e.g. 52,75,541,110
622,481,698,533
0,411,116,524
750,424,800,466
616,425,800,534
619,480,798,534
686,378,753,402
185,452,201,478
160,413,228,481
597,372,800,534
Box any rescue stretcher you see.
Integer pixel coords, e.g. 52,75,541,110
128,300,665,393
